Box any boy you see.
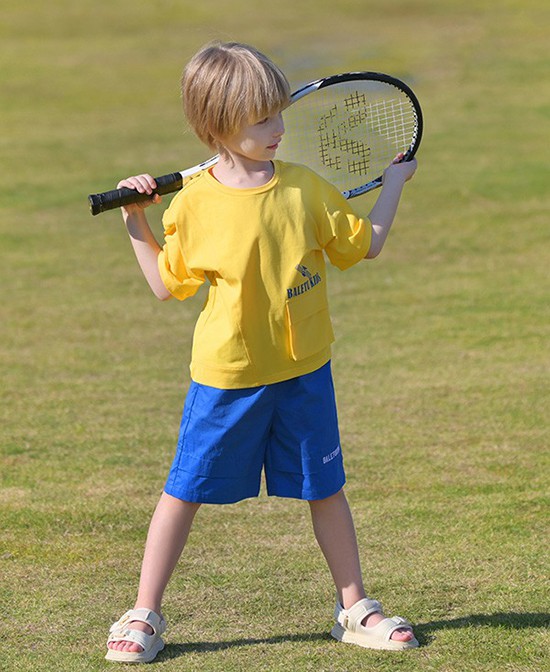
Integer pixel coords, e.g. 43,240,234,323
105,42,418,663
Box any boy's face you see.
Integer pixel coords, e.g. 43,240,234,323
221,112,285,163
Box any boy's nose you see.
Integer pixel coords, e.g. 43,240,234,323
275,113,285,137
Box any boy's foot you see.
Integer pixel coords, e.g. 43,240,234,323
105,609,165,663
107,620,153,654
332,598,419,650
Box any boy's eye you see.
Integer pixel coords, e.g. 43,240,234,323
256,118,269,125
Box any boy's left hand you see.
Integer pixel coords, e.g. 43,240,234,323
383,153,418,184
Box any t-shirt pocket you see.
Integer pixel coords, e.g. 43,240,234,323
285,289,335,361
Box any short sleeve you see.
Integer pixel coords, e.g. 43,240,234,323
157,217,205,301
322,205,372,270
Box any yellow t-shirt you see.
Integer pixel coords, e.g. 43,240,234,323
158,160,371,388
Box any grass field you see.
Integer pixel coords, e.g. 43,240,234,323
1,1,549,670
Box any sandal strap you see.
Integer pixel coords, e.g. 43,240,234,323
335,598,382,632
107,628,154,650
108,608,166,638
366,615,413,641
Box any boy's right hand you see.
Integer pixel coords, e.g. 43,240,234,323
117,174,162,214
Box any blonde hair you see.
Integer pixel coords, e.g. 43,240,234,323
181,42,291,151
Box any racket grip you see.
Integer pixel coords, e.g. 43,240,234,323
88,172,183,216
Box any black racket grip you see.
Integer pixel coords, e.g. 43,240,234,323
88,172,183,216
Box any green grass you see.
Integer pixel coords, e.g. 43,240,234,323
1,1,549,670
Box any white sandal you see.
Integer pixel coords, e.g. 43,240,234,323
331,598,419,651
105,608,166,663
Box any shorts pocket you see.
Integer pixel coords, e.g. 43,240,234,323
285,294,335,361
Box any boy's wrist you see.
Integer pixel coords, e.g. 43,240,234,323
382,169,407,188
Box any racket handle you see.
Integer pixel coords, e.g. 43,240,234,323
88,172,183,216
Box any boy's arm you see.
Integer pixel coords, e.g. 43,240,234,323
118,174,171,301
365,155,418,259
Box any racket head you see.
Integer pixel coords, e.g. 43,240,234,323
278,72,423,198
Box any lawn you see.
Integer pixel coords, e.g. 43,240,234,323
1,1,548,670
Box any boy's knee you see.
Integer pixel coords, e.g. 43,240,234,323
308,488,345,506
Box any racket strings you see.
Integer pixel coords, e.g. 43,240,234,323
280,81,419,192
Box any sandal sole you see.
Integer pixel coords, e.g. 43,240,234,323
105,638,165,663
331,623,419,651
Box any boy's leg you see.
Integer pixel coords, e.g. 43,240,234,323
108,492,200,654
308,488,414,642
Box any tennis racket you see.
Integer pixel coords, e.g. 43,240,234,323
88,71,422,215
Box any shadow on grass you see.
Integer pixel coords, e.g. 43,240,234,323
161,632,330,660
158,612,549,661
416,612,550,647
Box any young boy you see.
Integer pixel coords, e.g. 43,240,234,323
105,41,419,663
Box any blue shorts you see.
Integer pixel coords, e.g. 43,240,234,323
164,362,345,504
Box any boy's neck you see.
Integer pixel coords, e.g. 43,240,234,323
211,154,275,189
